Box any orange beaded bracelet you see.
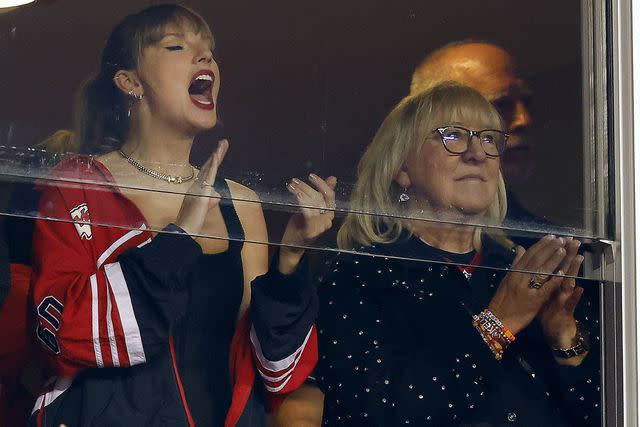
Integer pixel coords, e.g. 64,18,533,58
472,309,516,360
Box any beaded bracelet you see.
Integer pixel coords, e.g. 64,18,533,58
472,310,516,360
482,309,516,343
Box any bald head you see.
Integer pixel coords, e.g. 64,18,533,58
411,43,516,97
412,42,533,182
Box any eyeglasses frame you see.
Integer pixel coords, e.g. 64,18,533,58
433,125,510,157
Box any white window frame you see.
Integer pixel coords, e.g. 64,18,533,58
609,0,638,426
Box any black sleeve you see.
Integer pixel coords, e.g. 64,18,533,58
512,280,601,427
545,281,602,426
117,224,202,356
250,249,318,360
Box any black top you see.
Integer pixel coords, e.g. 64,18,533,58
31,177,247,427
173,177,245,425
27,156,320,427
316,234,601,426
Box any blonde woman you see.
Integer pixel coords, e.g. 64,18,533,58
275,83,599,427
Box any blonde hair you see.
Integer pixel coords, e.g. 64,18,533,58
36,130,78,154
337,82,511,251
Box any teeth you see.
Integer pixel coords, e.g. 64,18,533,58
195,74,213,82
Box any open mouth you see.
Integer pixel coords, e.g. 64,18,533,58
188,70,215,110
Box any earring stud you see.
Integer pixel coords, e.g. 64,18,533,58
399,189,410,203
128,90,143,100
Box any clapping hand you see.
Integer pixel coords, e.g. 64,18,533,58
279,174,338,274
175,139,228,236
538,239,585,351
488,235,571,335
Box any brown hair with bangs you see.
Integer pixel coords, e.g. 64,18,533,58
76,4,213,154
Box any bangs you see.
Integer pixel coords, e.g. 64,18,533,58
433,100,504,130
133,5,214,61
412,83,505,144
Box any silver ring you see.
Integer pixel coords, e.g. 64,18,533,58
528,277,544,289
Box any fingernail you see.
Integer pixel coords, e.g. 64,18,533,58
558,237,566,245
309,173,319,180
577,255,585,263
287,180,296,189
565,236,574,241
544,234,555,240
292,178,302,185
557,270,565,276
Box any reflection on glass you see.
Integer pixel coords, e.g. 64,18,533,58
0,2,606,425
2,4,334,425
0,38,603,278
435,125,509,157
309,84,601,427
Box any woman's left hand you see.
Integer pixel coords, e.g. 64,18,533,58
279,174,338,274
538,238,585,349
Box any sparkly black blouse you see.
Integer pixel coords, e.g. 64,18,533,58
315,234,601,426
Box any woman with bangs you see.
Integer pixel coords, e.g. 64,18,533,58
29,4,335,426
277,83,599,426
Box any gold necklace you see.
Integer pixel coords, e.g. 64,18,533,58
119,150,197,184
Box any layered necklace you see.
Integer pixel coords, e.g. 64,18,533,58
119,150,197,184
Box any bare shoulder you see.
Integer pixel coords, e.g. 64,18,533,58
224,179,266,239
225,179,261,203
95,150,130,180
225,179,263,219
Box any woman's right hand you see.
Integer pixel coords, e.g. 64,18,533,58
487,235,577,335
175,139,228,236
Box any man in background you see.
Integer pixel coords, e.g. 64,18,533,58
410,41,542,231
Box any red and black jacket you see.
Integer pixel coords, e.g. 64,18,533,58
27,156,318,426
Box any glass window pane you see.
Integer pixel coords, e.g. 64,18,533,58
0,1,608,426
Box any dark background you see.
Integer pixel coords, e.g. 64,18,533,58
0,0,585,237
